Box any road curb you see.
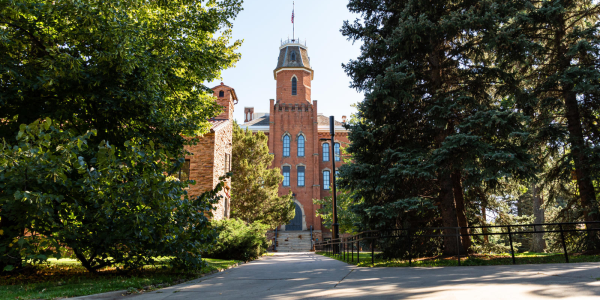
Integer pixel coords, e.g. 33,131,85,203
68,260,249,300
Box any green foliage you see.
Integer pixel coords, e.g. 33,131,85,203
0,0,243,272
231,123,295,228
491,0,600,227
314,191,362,234
0,119,220,272
204,219,270,262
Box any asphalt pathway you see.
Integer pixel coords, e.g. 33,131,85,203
129,252,600,299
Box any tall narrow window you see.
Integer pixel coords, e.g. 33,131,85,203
334,143,341,161
297,166,305,187
323,170,330,190
219,90,224,97
283,135,290,157
291,77,297,95
297,135,305,157
322,143,330,161
283,166,290,187
291,52,296,61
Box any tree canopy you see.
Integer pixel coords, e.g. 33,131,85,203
339,0,600,256
0,0,243,272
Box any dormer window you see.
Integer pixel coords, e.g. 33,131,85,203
291,52,296,61
219,90,224,97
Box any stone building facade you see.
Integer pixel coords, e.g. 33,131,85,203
241,39,349,240
183,83,237,221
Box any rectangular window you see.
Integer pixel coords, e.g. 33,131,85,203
176,159,191,182
335,143,341,161
283,166,290,187
297,166,305,187
323,170,330,190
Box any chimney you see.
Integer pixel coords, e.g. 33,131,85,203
342,115,347,123
244,107,254,123
212,83,238,120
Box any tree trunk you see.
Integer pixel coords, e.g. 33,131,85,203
439,171,461,256
0,213,24,272
530,184,546,253
452,171,472,253
481,192,489,244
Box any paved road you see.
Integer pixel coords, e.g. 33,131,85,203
131,252,600,299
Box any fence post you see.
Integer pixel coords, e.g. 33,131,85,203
408,229,412,267
456,227,461,266
508,226,516,265
356,241,359,264
371,238,375,266
352,238,354,262
559,224,569,263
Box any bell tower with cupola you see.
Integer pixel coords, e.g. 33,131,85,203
274,39,314,104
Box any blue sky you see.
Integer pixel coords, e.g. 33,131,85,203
208,0,363,123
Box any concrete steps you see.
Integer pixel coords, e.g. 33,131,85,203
274,231,312,252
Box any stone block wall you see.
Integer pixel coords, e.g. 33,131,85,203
185,121,233,221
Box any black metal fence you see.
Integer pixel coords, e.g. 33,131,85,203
314,221,600,266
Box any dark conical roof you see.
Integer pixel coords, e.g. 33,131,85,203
274,39,313,79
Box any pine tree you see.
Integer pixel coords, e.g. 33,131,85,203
231,124,295,228
493,0,600,230
340,0,535,255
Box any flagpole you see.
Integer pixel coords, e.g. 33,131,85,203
293,1,295,41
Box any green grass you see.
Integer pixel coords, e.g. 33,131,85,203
0,257,241,300
317,251,600,267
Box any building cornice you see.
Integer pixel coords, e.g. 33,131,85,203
273,67,314,80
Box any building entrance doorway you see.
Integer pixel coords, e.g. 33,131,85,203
286,202,303,231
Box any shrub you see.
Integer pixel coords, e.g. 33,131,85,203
205,219,270,261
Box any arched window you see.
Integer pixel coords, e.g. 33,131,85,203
323,170,330,190
297,135,305,157
334,143,341,161
291,52,296,61
283,135,290,157
219,90,224,97
291,77,297,95
322,143,330,161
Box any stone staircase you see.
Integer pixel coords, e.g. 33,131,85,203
274,231,312,252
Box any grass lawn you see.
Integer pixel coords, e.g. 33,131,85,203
317,251,600,267
0,257,241,300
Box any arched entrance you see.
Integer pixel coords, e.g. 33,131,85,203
286,202,303,231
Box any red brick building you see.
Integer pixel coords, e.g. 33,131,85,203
241,39,349,243
182,83,237,221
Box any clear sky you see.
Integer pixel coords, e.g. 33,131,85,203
208,0,363,123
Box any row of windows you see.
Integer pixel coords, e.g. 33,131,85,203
282,167,338,190
282,135,341,161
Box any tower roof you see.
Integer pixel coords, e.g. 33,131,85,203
274,39,314,80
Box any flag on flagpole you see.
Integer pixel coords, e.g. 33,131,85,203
291,9,294,23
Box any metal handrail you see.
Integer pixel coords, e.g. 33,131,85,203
310,225,313,251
